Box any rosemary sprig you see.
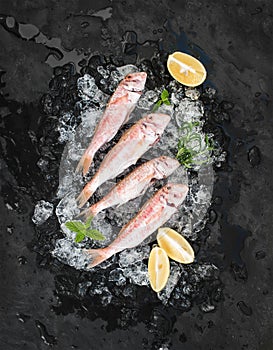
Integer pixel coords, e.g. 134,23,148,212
176,122,214,168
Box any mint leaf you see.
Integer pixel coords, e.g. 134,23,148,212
84,216,94,229
85,229,105,241
164,100,171,105
75,232,85,243
65,221,86,234
161,89,169,100
152,100,162,112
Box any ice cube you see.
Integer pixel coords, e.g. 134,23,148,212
118,245,150,268
91,212,118,246
122,284,136,298
157,263,181,304
101,287,113,306
185,88,201,100
32,200,54,225
58,112,77,143
55,192,80,225
200,301,215,313
76,281,92,298
77,74,98,101
52,238,90,270
109,268,126,286
122,261,149,286
175,98,204,126
137,90,158,110
97,66,110,78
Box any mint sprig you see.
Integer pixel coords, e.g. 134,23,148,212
65,217,105,243
152,89,171,111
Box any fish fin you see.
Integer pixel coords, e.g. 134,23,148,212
85,248,113,268
108,93,128,105
76,152,94,176
150,136,160,147
76,186,94,208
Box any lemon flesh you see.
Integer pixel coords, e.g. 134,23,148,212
148,246,170,293
157,227,195,264
167,51,207,87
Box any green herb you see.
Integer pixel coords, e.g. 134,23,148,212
65,217,105,243
152,89,171,111
176,122,214,168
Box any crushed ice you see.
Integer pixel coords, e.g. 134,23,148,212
32,200,54,225
48,64,222,304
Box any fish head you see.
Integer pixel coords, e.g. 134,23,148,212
122,72,147,93
164,183,188,208
155,156,180,177
142,113,171,135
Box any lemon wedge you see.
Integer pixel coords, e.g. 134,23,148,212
148,246,170,293
157,227,195,264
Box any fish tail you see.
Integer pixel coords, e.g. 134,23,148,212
76,151,94,176
76,183,95,208
85,247,114,268
77,205,97,221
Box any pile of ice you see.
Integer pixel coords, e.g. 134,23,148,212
32,200,54,225
50,64,218,305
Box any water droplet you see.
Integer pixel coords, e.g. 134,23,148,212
6,16,15,28
18,256,27,265
237,301,253,316
248,146,261,167
7,225,13,234
35,321,57,346
16,312,30,323
18,23,39,40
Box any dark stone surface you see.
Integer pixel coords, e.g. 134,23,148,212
0,1,272,349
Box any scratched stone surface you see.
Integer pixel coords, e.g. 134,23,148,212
0,1,272,349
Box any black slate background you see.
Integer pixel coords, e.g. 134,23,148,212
0,0,272,349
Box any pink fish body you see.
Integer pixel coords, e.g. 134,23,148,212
77,113,171,207
85,183,189,268
76,72,147,175
79,156,180,219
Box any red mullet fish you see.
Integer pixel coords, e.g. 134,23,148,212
85,183,188,268
76,72,147,175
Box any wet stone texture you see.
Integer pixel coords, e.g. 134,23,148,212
0,1,272,350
